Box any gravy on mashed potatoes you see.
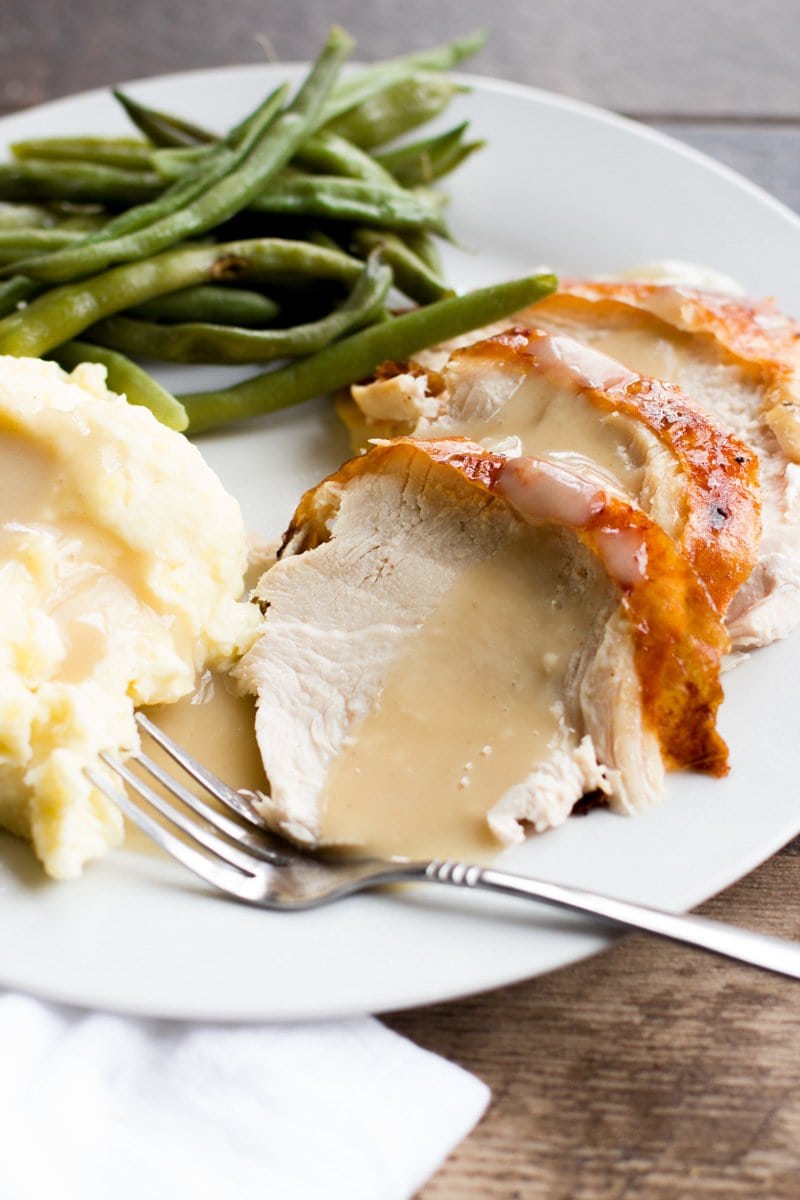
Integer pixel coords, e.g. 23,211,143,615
0,356,262,879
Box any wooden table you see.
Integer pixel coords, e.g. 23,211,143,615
3,3,799,1194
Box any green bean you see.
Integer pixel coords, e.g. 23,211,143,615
113,89,215,147
350,228,450,304
376,122,485,185
0,275,42,318
147,87,301,181
153,129,396,188
250,174,448,233
131,284,280,326
12,137,154,172
53,208,109,232
8,29,353,284
304,229,343,253
147,145,207,180
0,159,164,205
4,84,290,281
89,254,392,364
321,30,485,124
1,88,281,279
113,30,483,157
0,237,364,357
93,88,287,255
402,230,443,275
48,339,188,430
423,136,484,183
104,38,349,239
0,228,87,265
0,202,59,229
325,73,464,151
293,130,397,185
181,272,558,433
151,159,448,233
117,47,479,217
152,94,467,191
142,82,289,184
101,89,289,247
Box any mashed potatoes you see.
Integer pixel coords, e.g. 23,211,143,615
0,356,262,879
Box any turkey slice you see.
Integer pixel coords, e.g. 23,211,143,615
235,439,728,858
524,281,800,647
341,326,760,618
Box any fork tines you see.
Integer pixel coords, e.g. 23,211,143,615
86,715,291,901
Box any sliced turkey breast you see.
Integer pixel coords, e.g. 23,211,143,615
235,439,728,859
523,282,800,648
549,280,800,457
341,326,760,617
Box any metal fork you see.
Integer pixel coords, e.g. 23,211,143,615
87,712,800,980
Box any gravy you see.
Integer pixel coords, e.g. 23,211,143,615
320,529,592,861
128,672,266,856
478,373,645,493
144,670,267,796
575,325,685,384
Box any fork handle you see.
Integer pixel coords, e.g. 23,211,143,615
422,861,800,980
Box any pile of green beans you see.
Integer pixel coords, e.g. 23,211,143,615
0,28,556,433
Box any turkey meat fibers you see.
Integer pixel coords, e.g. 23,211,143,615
235,439,729,860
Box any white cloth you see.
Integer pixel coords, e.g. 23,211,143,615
0,992,489,1200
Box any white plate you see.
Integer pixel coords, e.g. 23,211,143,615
1,65,799,1022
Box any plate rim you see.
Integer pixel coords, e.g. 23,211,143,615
13,57,800,237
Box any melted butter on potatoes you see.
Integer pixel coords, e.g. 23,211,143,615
0,356,262,879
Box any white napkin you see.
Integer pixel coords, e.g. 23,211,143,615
0,992,489,1200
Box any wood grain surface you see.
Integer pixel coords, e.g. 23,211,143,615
390,839,800,1198
1,0,799,119
2,3,799,1196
